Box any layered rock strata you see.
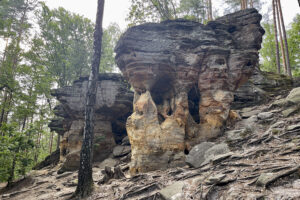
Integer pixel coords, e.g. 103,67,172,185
233,67,293,109
49,73,133,171
115,8,264,173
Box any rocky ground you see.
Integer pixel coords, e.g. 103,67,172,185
1,88,300,200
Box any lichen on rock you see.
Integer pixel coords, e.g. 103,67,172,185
115,8,264,173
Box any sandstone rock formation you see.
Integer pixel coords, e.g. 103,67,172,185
49,73,133,171
115,8,264,173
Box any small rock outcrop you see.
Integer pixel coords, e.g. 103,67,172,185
49,73,133,171
115,8,264,173
233,67,293,109
271,87,300,117
186,142,230,168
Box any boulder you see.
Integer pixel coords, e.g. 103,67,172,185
115,9,264,173
97,158,118,169
33,149,60,170
271,87,300,117
186,142,215,168
113,145,131,157
121,136,130,146
286,87,300,103
203,143,230,165
186,142,230,168
159,181,185,200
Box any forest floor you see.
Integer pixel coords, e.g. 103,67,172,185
1,91,300,200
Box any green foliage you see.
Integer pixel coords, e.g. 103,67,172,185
0,0,122,184
100,23,122,72
127,0,216,26
0,123,35,182
260,15,300,76
38,4,95,87
179,0,207,23
127,0,176,25
259,23,278,73
224,0,262,14
287,14,300,77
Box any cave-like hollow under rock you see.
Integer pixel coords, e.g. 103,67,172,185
115,8,265,174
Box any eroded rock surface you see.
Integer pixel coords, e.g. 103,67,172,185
49,73,133,171
115,8,264,173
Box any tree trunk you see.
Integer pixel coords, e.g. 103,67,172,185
74,0,105,198
277,0,292,77
56,134,60,150
49,131,54,154
207,0,212,21
21,117,27,131
0,90,8,129
275,0,287,74
250,0,253,8
240,0,244,10
272,0,281,74
7,155,17,188
2,92,12,127
34,123,43,163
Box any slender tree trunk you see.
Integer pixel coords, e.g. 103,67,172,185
49,131,54,154
250,0,253,8
163,0,171,19
74,0,105,198
1,38,9,65
0,90,8,129
275,0,287,74
7,155,17,188
277,0,292,77
21,117,27,131
34,122,43,163
170,0,177,18
207,0,212,21
56,134,60,150
272,0,281,74
2,92,12,126
241,0,247,10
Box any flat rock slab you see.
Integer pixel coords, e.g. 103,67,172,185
287,123,300,131
257,112,274,120
159,181,185,200
113,145,131,157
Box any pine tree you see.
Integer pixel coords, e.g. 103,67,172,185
207,0,212,21
277,0,292,77
272,0,280,73
74,0,105,198
275,0,287,75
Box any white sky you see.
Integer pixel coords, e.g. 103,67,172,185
44,0,299,30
